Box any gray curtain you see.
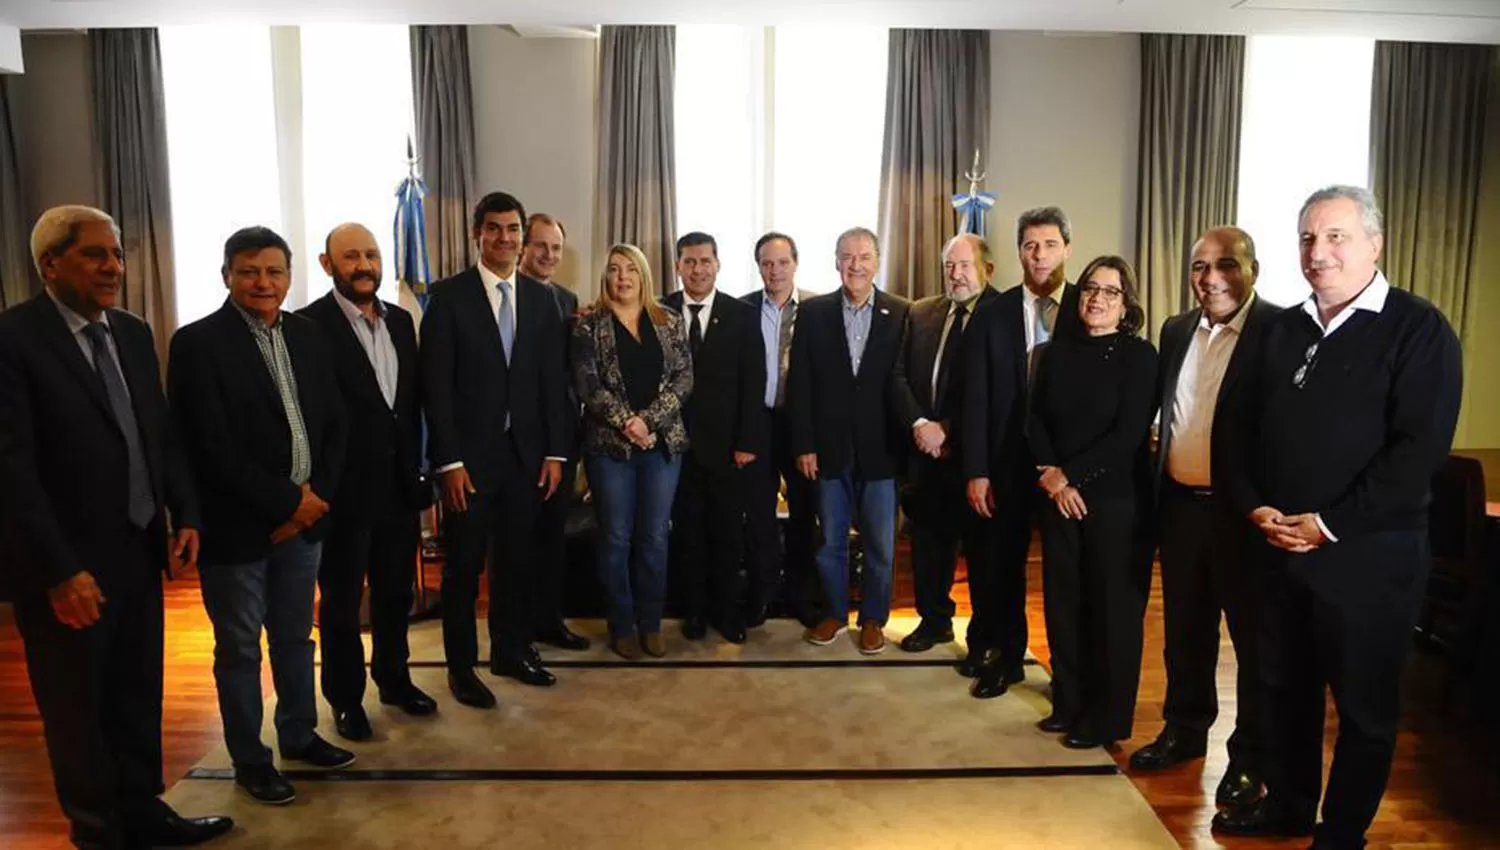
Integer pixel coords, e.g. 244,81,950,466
595,25,676,295
0,75,32,308
91,28,175,361
1133,34,1244,342
411,25,477,281
878,30,989,301
1371,41,1494,347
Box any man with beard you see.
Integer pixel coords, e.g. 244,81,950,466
298,223,437,741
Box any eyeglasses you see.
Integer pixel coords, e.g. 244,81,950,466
1292,341,1319,389
1079,283,1125,302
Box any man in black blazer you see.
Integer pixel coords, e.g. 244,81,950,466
662,232,767,643
742,232,821,627
421,191,570,709
960,206,1081,697
789,227,910,655
519,212,590,651
891,233,999,657
299,223,437,742
1129,226,1280,806
0,206,231,848
170,225,353,805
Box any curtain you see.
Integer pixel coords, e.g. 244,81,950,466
411,25,477,281
878,29,990,301
91,28,175,361
594,25,676,295
1133,34,1244,342
0,75,31,308
1371,41,1494,347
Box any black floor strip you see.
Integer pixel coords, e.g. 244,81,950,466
392,658,1044,670
185,764,1118,783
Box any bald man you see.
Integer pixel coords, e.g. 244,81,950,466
300,224,436,741
1130,226,1280,806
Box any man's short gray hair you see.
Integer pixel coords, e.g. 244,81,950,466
1299,185,1383,237
1016,206,1072,247
942,232,994,269
834,226,880,257
31,205,120,277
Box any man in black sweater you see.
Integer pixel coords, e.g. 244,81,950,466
1213,186,1462,850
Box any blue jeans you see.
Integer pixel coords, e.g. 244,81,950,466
586,451,682,640
815,468,897,625
199,537,322,768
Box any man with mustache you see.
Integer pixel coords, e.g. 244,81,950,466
299,223,437,741
1214,186,1462,849
1131,226,1279,808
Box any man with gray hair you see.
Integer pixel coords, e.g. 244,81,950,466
0,206,232,847
1214,186,1462,849
890,233,999,655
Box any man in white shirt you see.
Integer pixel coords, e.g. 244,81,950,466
1131,226,1281,809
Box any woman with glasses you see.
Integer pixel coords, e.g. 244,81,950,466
1027,254,1159,749
572,244,693,659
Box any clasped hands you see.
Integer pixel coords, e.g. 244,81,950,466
623,415,657,452
912,421,947,459
1248,506,1327,553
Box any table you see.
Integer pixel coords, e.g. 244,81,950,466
1451,449,1500,518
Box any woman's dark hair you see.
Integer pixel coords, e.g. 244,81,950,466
1075,254,1144,336
222,226,292,274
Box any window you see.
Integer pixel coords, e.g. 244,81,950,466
1236,35,1375,307
675,25,888,296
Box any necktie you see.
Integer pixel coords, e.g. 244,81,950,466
774,299,796,408
497,279,515,364
81,323,155,528
934,302,968,416
1034,295,1056,347
687,304,704,357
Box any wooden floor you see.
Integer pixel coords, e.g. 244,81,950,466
2,548,1498,849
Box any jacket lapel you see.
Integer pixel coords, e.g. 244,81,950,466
32,294,117,424
318,295,385,406
218,302,288,415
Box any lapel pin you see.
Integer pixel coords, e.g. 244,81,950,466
880,307,890,315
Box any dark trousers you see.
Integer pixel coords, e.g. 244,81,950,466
1157,483,1263,771
902,453,984,632
745,407,820,621
442,437,541,668
531,455,579,631
13,529,164,847
317,498,420,712
1258,530,1428,849
1038,494,1149,741
671,454,747,625
967,480,1034,667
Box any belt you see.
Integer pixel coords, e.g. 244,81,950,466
1166,478,1214,498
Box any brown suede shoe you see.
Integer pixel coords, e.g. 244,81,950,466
804,617,847,646
858,622,887,655
611,636,643,660
642,632,666,658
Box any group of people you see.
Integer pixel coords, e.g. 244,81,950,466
0,180,1462,850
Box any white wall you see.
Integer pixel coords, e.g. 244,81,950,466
468,26,598,299
987,31,1139,286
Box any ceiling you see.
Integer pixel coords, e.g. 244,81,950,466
4,0,1499,43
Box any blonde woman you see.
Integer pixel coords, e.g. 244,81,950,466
571,244,693,659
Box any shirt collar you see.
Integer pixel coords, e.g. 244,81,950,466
332,287,386,323
1198,291,1256,334
232,299,281,331
477,262,516,291
761,287,797,310
45,286,106,335
684,288,716,310
1023,281,1064,308
842,288,875,312
1300,270,1390,326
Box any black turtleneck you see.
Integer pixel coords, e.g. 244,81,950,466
1028,329,1159,500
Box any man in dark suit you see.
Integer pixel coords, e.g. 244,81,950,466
1129,226,1279,806
519,213,590,651
1214,186,1462,850
170,225,353,805
789,227,910,655
421,191,570,709
742,232,821,627
960,206,1081,698
891,233,999,656
0,206,231,848
298,223,437,742
662,232,767,643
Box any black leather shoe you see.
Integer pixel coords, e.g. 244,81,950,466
282,734,356,769
491,652,558,687
535,623,591,651
1062,732,1115,750
334,707,373,742
744,603,769,630
682,615,708,640
448,670,497,709
128,801,234,846
1211,798,1314,838
1037,713,1073,733
716,620,748,644
1128,726,1207,771
378,682,438,716
1215,765,1265,807
900,622,955,653
234,764,295,805
956,647,1000,677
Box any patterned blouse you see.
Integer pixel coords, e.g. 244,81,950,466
571,307,693,460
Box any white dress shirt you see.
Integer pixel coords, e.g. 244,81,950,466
1166,292,1255,488
680,288,716,340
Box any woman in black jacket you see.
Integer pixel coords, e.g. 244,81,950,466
1028,254,1159,749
